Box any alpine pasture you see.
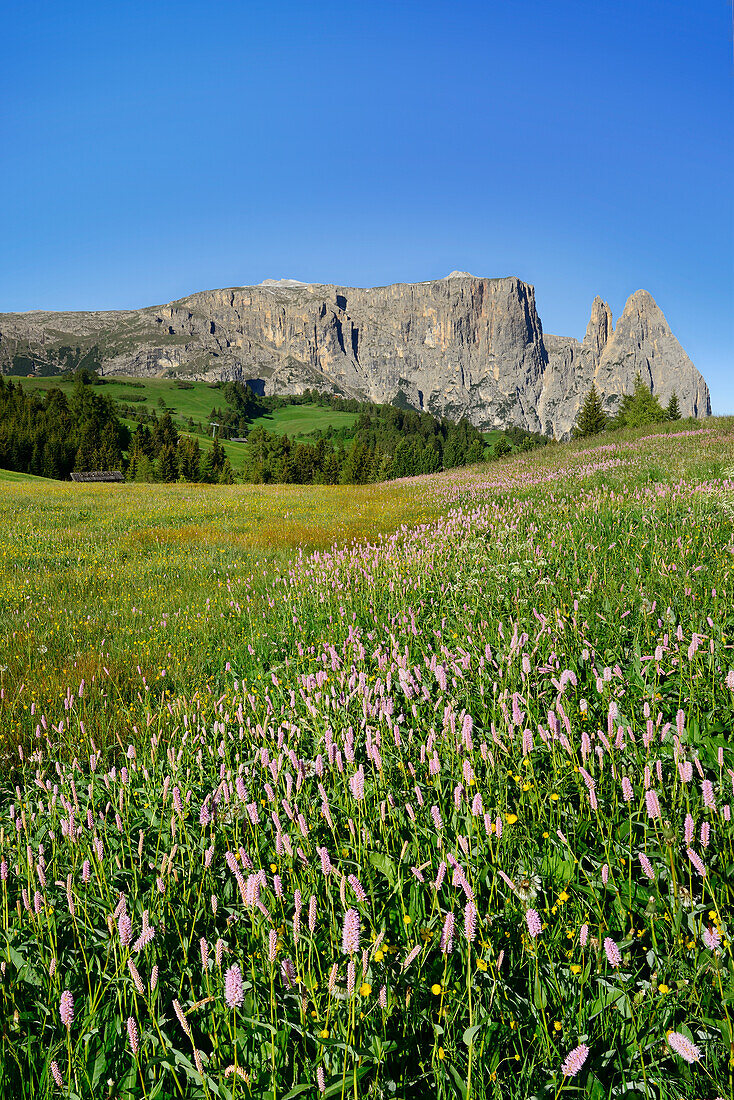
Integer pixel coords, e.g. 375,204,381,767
1,421,733,1100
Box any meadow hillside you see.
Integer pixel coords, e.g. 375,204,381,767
12,375,359,445
0,420,733,1099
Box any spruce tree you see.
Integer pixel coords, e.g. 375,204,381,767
615,374,666,428
157,444,179,482
666,391,681,421
573,385,608,438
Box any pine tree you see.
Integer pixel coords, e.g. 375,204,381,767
614,374,665,428
157,444,179,482
573,385,608,438
666,391,681,421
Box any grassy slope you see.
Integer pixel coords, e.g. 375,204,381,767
0,468,48,482
9,374,357,439
247,403,357,438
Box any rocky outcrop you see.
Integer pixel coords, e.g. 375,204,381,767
539,289,710,436
0,274,711,436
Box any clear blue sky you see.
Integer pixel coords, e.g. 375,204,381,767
1,0,732,410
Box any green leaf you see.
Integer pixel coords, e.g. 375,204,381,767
462,1023,482,1047
368,851,397,889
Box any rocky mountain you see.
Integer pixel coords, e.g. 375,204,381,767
0,273,710,437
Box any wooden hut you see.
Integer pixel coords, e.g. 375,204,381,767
70,471,124,483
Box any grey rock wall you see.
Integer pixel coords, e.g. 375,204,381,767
0,274,711,437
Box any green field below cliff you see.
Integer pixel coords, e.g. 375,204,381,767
0,420,733,1099
9,375,358,442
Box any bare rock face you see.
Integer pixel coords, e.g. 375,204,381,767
0,275,711,436
540,289,710,435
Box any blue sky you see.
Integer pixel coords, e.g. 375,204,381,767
1,0,732,411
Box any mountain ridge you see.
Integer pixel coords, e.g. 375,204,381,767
0,273,711,437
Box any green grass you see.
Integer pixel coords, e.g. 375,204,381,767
12,374,226,423
247,403,357,438
0,418,733,1099
11,375,358,441
0,468,48,482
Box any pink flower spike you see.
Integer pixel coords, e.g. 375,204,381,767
526,909,542,938
224,964,244,1008
560,1043,589,1077
604,937,622,968
59,990,74,1029
341,908,360,955
666,1031,701,1063
703,925,721,951
127,1016,139,1056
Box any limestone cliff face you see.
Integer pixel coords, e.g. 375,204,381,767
540,289,710,435
0,274,711,436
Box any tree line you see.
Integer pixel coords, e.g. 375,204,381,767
0,372,548,484
239,405,490,485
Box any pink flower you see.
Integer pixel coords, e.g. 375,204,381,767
50,1061,63,1087
224,964,244,1008
645,789,661,820
703,925,721,951
403,944,421,969
342,908,360,955
59,990,74,1029
702,779,716,810
349,767,365,800
526,909,542,938
621,777,633,802
560,1043,589,1077
118,913,132,947
127,1016,139,1055
686,847,706,877
666,1031,701,1063
439,911,455,954
268,929,278,963
684,813,695,844
316,1065,326,1093
604,937,622,968
464,901,477,943
638,853,655,881
348,874,367,902
579,923,589,947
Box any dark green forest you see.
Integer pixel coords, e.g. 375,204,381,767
0,373,128,478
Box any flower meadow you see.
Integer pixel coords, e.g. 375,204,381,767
0,419,733,1099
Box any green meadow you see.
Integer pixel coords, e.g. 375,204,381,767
0,420,732,1099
